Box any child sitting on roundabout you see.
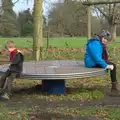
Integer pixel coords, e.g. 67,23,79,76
84,30,120,96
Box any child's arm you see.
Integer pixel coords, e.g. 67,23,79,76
10,53,22,65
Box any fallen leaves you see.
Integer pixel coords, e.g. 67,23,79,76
8,111,17,115
96,111,108,117
47,48,84,53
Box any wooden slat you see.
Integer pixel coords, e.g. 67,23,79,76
35,67,45,74
44,67,56,74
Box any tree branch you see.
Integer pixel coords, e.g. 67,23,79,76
1,0,20,8
112,3,117,24
95,6,109,20
109,4,111,17
13,0,20,6
83,0,120,5
94,8,100,18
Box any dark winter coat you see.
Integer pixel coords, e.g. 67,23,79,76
9,50,24,73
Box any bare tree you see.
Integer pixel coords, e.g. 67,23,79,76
95,4,120,41
48,0,88,37
83,0,120,41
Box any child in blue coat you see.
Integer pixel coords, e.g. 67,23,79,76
84,30,119,96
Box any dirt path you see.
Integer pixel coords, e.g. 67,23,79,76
29,112,103,120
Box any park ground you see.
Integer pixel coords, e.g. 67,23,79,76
0,37,120,120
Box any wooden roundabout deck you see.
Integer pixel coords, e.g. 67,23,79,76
0,60,106,94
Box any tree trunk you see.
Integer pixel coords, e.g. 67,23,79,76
33,0,43,61
110,24,116,42
87,6,91,39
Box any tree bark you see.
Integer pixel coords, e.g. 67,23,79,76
87,5,91,39
110,24,116,42
33,0,43,61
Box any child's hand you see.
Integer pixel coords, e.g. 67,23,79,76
106,65,114,70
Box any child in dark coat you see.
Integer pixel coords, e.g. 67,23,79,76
0,40,24,100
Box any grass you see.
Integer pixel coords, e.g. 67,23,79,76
0,78,119,120
0,77,119,120
0,37,120,120
0,36,120,48
0,105,30,120
0,78,105,120
47,106,120,120
12,78,106,101
1,103,120,120
0,37,87,48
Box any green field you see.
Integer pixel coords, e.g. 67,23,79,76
0,37,120,48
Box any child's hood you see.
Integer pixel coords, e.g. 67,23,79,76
86,35,100,45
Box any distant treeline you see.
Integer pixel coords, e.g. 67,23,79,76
1,0,120,38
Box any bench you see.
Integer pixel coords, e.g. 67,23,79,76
0,60,106,94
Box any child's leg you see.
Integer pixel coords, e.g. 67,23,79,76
0,69,10,88
107,62,117,90
107,62,117,81
6,73,18,95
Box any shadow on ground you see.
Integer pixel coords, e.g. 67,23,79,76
13,84,105,94
4,85,120,108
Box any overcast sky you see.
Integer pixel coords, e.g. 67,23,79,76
13,0,59,15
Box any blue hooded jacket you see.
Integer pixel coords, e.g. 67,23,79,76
84,35,108,68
